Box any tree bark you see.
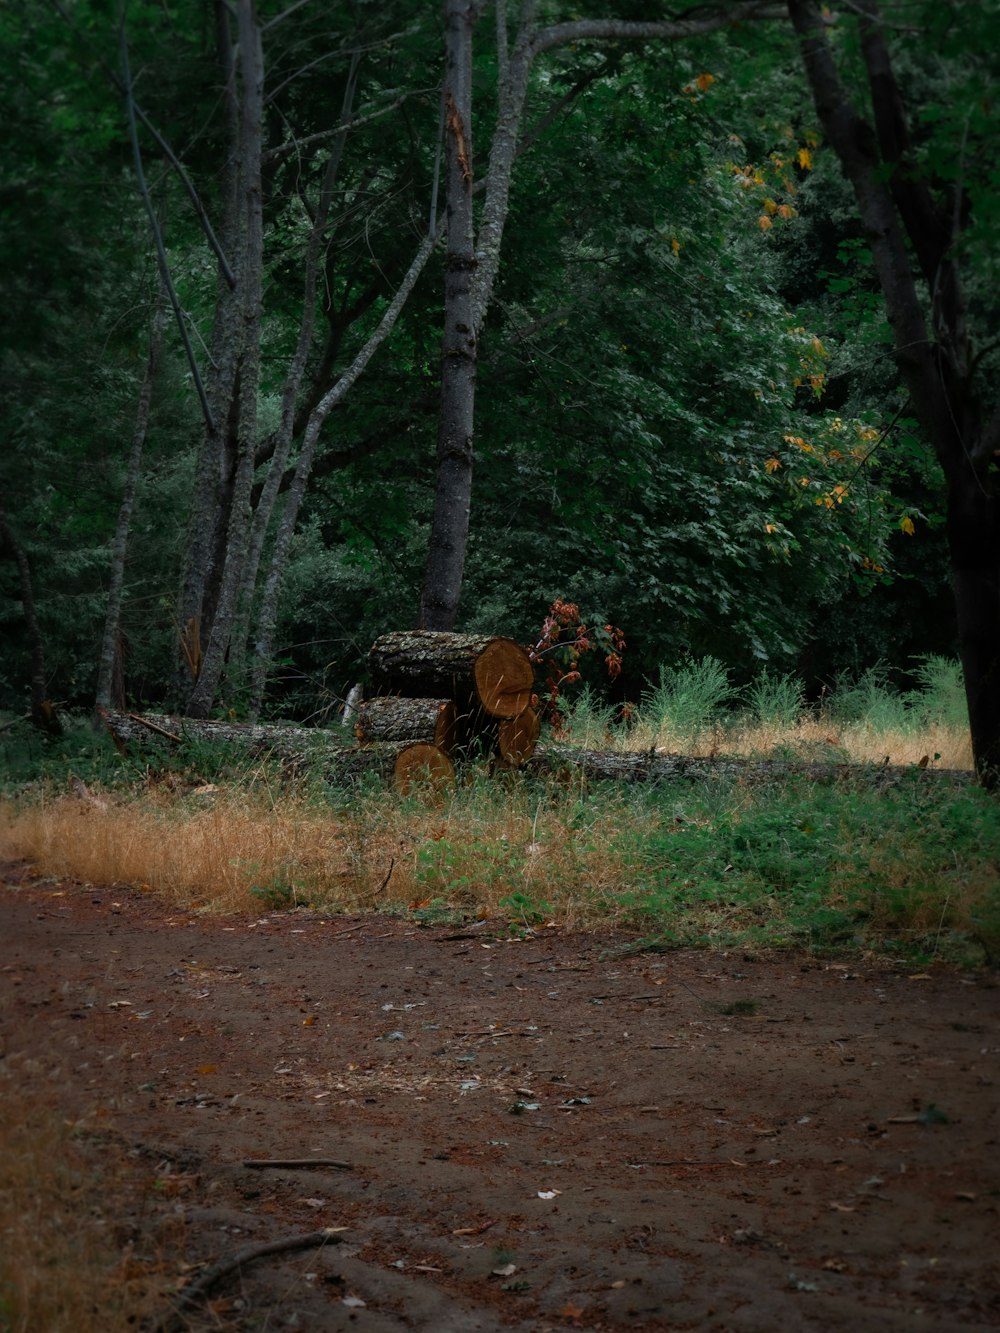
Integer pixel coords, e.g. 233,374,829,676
98,708,453,791
174,0,243,695
787,0,1000,786
530,744,972,788
356,697,458,753
418,0,478,631
0,504,60,733
95,281,167,713
369,630,535,718
244,225,441,717
186,0,266,719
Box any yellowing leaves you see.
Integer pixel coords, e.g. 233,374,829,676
900,515,916,536
764,457,782,474
681,71,716,96
670,236,681,257
783,434,813,453
757,214,773,231
797,147,813,170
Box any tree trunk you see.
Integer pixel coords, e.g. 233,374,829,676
0,504,60,734
530,744,972,788
355,697,458,753
174,0,243,696
787,0,1000,786
95,282,167,713
418,0,478,630
98,708,452,791
186,0,265,719
244,226,441,718
369,630,535,718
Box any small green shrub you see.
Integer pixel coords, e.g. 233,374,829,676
744,669,805,729
908,655,969,730
641,657,736,740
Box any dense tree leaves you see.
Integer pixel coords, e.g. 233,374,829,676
0,0,992,765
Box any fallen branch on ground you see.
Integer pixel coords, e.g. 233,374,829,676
151,1227,345,1333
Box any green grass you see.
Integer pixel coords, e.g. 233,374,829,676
1,669,995,969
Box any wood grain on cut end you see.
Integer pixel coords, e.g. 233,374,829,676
392,742,456,795
472,637,535,718
497,706,540,764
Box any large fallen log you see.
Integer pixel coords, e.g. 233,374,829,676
369,631,534,719
355,697,457,754
99,709,337,758
99,709,454,792
529,743,974,787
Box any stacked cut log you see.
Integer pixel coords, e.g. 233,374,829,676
364,630,540,784
98,630,539,794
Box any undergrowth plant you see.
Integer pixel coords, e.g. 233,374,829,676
1,729,995,965
638,656,737,747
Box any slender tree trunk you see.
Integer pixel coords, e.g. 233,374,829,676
95,282,167,712
186,0,265,718
229,57,362,689
246,226,441,716
418,0,478,631
787,0,1000,786
0,505,60,733
174,0,243,697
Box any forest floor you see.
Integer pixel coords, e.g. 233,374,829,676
1,861,999,1332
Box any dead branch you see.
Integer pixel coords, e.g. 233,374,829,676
151,1228,345,1333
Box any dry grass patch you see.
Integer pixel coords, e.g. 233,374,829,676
0,1087,172,1332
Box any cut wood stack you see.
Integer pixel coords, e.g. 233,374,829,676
99,630,540,795
365,630,540,782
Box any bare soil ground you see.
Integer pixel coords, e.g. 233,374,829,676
2,862,999,1332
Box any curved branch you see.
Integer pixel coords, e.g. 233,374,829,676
119,14,215,433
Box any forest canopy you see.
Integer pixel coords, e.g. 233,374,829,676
1,0,997,778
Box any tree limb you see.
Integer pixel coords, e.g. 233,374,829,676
119,13,215,434
151,1229,345,1333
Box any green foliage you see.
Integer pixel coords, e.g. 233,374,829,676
607,775,1000,964
641,657,736,740
907,655,969,730
744,669,806,729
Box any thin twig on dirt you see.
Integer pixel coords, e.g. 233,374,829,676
151,1228,345,1333
626,1159,772,1169
330,922,366,937
243,1158,353,1169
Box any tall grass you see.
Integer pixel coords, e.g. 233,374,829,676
597,655,973,770
2,762,996,966
0,656,988,962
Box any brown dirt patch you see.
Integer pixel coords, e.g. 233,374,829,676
2,862,998,1331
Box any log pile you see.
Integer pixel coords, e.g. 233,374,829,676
99,630,541,794
363,631,540,785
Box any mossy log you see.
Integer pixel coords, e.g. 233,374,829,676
355,697,457,754
369,631,534,719
529,743,973,787
99,709,336,758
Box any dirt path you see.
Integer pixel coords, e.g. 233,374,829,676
2,864,998,1331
